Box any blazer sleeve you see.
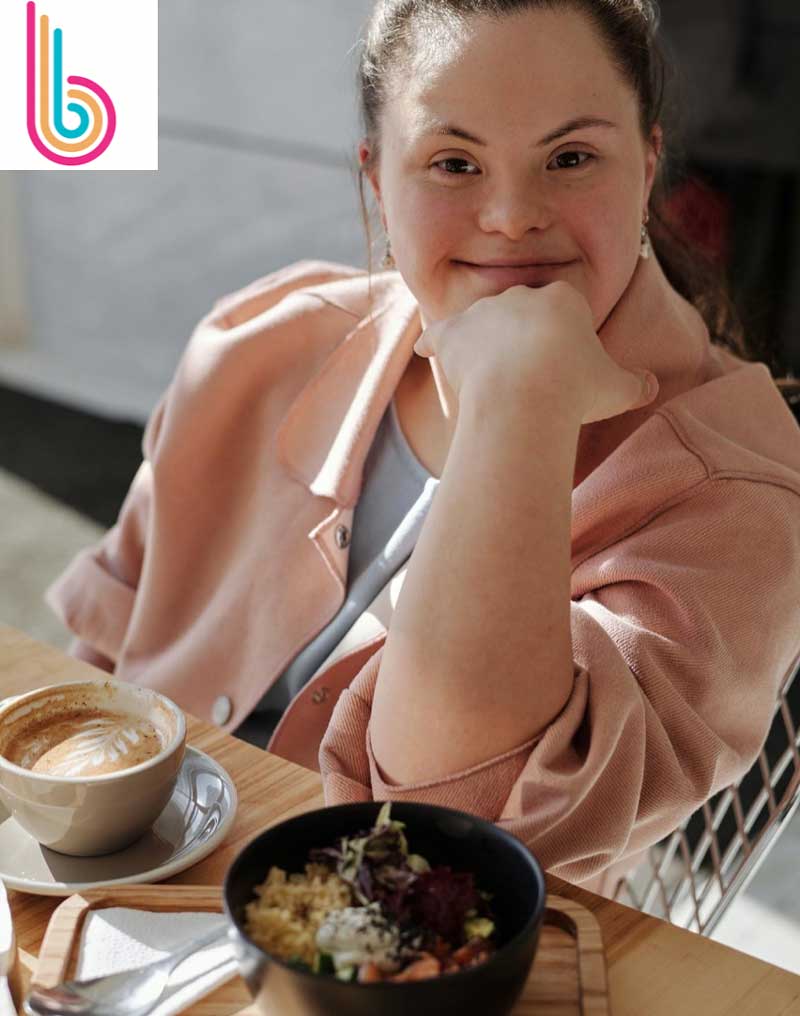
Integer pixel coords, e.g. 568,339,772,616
319,476,800,885
43,389,169,668
43,259,353,669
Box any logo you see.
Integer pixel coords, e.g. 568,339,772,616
1,0,157,170
26,1,116,165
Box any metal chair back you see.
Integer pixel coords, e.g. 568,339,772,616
609,377,800,934
609,644,800,937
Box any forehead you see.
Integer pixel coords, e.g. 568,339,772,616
387,6,638,142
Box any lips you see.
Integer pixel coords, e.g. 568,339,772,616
455,260,576,288
462,260,570,267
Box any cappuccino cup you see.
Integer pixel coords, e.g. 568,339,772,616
0,679,185,856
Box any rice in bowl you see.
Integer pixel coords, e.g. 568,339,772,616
244,861,352,966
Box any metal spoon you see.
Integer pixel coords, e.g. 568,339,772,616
24,922,231,1016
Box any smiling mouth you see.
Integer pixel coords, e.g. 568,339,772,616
453,260,576,291
455,259,575,269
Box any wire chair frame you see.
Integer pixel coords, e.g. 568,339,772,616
610,381,800,935
610,650,800,937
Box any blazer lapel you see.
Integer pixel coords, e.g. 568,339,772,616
275,273,423,508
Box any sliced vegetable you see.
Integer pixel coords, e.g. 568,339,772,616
464,916,495,940
388,953,442,982
312,951,335,975
357,961,384,984
452,938,492,968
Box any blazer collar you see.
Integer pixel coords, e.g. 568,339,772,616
276,271,423,507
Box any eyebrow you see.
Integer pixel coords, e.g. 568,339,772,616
424,115,619,147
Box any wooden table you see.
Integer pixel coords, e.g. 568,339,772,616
2,623,800,1016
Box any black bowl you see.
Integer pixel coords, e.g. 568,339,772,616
223,801,547,1016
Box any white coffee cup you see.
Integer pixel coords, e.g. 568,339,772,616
0,679,185,856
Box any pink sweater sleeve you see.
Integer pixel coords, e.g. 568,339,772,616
43,391,169,667
320,477,800,885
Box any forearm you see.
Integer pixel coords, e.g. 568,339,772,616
370,379,581,785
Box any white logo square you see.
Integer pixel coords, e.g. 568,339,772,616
0,0,158,170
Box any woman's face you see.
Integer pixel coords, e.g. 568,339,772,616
361,6,661,331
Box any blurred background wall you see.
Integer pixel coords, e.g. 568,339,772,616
1,0,375,424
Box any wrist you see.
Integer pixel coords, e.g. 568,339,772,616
452,379,580,494
459,372,584,437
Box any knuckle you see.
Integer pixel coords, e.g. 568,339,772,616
547,279,576,301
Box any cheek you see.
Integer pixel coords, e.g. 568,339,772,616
397,184,468,257
562,187,640,326
385,184,463,317
566,185,626,254
586,173,640,251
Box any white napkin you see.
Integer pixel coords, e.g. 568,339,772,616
75,908,239,1016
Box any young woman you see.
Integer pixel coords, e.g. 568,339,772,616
46,0,800,898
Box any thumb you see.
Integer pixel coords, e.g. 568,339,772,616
414,331,431,358
634,370,660,407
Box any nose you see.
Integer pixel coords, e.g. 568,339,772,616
476,176,553,240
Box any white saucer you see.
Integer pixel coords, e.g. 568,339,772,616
0,745,238,895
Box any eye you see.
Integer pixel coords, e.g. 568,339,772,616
548,150,594,171
431,157,480,176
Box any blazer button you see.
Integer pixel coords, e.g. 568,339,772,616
211,695,232,725
335,524,350,549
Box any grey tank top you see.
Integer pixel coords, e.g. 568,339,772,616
233,395,440,749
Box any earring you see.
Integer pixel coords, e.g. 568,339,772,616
640,211,651,260
381,235,395,270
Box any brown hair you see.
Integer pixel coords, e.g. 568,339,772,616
353,0,752,361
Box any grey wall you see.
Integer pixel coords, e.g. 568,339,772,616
1,0,376,421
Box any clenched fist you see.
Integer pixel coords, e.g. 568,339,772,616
414,281,658,425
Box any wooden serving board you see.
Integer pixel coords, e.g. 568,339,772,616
31,885,610,1015
33,886,247,1016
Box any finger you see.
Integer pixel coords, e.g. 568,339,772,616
592,369,660,423
632,370,659,408
414,333,432,358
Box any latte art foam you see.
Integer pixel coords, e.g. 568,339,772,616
6,710,164,776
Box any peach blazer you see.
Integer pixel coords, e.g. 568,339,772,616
46,257,800,896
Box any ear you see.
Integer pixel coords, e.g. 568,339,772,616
358,140,386,229
643,123,663,206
